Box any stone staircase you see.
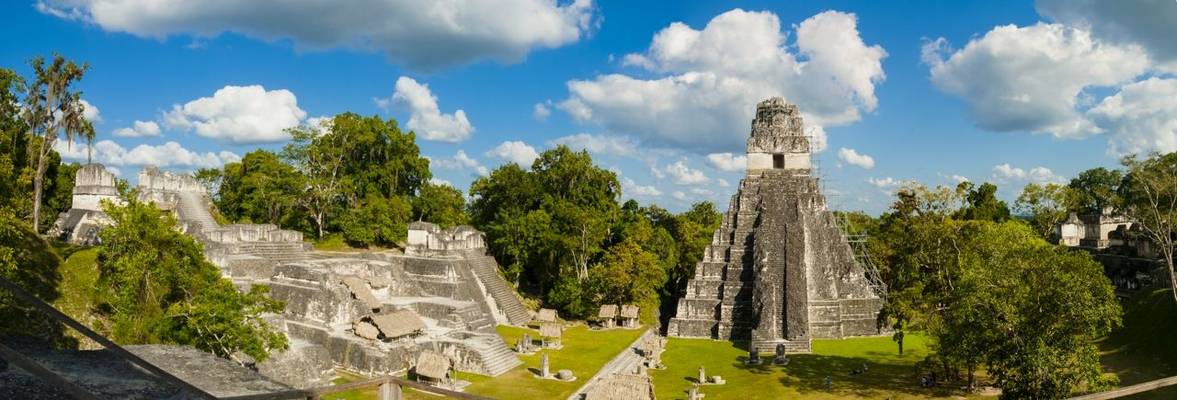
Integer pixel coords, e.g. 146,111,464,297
176,191,218,233
466,255,531,326
461,334,522,376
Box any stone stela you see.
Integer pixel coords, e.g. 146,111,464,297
667,97,886,353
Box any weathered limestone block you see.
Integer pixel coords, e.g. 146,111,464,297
353,320,380,340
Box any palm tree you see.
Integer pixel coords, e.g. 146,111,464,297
21,54,89,233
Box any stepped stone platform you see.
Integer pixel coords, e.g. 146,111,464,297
667,98,885,353
46,164,534,388
49,164,122,245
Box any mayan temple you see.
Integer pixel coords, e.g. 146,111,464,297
666,97,885,353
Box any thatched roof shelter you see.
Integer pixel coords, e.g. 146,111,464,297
584,373,654,400
620,305,639,319
368,309,426,339
539,323,562,339
341,276,382,310
536,308,558,323
415,351,450,381
598,304,618,319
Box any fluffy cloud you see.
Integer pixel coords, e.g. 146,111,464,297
1088,78,1177,155
54,139,239,168
164,85,306,144
113,120,161,137
991,163,1064,183
533,102,551,121
549,133,639,158
923,23,1148,139
704,153,746,172
621,177,662,197
36,0,597,70
80,99,101,123
486,140,539,166
431,150,488,176
1036,0,1177,71
385,77,473,142
717,178,730,187
867,177,900,189
672,191,687,201
663,161,709,185
560,9,885,153
837,147,874,169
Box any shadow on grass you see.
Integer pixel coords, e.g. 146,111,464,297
722,352,960,398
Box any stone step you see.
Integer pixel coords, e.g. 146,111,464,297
466,256,531,326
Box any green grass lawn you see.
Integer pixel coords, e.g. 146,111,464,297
322,324,645,400
459,324,647,399
651,334,980,400
1098,288,1177,400
54,247,104,348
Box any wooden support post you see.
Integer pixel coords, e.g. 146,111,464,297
377,380,402,400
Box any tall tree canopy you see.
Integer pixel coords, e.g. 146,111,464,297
97,193,287,362
1069,167,1123,214
1120,153,1177,303
20,55,93,233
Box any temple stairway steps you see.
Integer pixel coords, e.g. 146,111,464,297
177,191,218,233
460,335,522,376
466,256,531,326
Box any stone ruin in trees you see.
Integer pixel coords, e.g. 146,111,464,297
47,165,533,388
667,97,886,353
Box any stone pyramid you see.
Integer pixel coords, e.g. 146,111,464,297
666,98,885,353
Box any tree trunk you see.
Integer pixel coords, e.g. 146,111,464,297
967,364,975,391
1166,252,1176,304
31,144,49,233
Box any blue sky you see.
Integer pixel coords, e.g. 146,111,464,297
4,1,1176,214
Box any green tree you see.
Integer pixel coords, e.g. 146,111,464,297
218,150,304,227
21,55,93,233
955,181,1011,222
0,211,74,348
1069,167,1123,214
413,182,467,228
666,202,722,300
282,121,349,238
1120,153,1177,303
338,193,412,247
1014,183,1078,239
97,193,287,362
589,238,664,322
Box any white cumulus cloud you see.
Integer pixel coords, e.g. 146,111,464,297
533,102,551,121
486,140,539,166
923,23,1149,139
1036,0,1177,72
1088,77,1177,155
385,76,473,142
431,150,488,176
559,9,885,153
837,147,874,169
705,153,746,172
867,177,900,189
991,163,1064,184
80,99,101,123
621,177,662,197
54,139,239,169
663,160,709,185
164,85,306,144
113,120,161,138
549,133,639,158
36,0,598,71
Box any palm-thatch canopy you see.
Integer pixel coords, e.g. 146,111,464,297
341,276,382,310
620,305,639,319
536,308,558,323
598,304,618,319
539,322,562,338
584,373,654,400
415,351,450,381
368,309,426,339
